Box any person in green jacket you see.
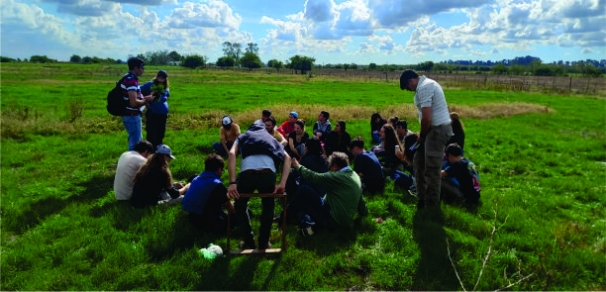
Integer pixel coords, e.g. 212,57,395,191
288,152,368,236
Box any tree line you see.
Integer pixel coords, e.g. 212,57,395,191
1,52,603,77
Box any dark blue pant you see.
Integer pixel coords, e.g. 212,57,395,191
286,185,334,230
234,172,276,249
392,169,414,190
145,111,167,148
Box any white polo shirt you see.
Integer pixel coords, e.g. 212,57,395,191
414,76,451,126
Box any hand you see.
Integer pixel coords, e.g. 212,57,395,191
173,182,184,189
291,157,300,168
316,132,322,138
273,184,285,194
395,149,404,160
227,184,239,199
144,94,154,102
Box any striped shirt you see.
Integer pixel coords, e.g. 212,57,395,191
119,72,143,114
414,76,451,126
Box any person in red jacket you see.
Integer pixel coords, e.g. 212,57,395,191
277,111,298,137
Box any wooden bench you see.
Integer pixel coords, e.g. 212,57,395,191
226,192,287,255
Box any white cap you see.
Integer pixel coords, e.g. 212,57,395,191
222,116,232,126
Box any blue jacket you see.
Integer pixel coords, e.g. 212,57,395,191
182,171,222,215
140,81,169,114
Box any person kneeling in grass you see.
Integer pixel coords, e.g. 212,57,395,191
182,154,236,234
350,138,385,195
441,143,480,204
131,144,190,208
285,152,368,236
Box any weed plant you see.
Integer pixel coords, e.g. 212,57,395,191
1,63,605,290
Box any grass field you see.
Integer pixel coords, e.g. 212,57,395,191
1,63,605,290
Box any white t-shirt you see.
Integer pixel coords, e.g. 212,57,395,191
114,151,147,200
414,76,451,126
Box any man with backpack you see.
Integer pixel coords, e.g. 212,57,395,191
115,57,154,151
441,143,481,203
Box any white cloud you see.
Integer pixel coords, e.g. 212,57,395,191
166,1,242,30
104,0,177,6
40,0,121,16
303,0,336,22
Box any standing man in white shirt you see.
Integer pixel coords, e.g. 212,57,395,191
400,69,453,208
114,140,155,200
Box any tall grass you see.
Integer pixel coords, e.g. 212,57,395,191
1,63,605,290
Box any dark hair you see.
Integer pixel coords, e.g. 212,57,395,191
350,138,364,150
204,154,225,172
127,57,145,70
370,113,384,130
133,153,172,187
399,69,419,90
445,143,463,157
337,120,346,132
133,140,154,154
153,71,169,91
320,111,330,120
403,134,418,163
266,115,277,126
395,120,408,129
328,152,349,169
262,109,272,117
382,124,402,158
389,116,399,125
451,117,465,132
305,139,323,156
295,120,305,129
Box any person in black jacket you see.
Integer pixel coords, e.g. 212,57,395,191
131,144,190,208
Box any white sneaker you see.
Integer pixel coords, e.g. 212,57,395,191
301,226,314,237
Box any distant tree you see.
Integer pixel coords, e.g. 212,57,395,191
510,65,526,76
216,56,235,68
350,63,358,70
70,54,81,63
143,50,171,65
116,59,123,64
335,63,343,69
168,51,181,63
267,59,283,72
491,63,508,75
30,55,57,63
182,54,206,69
288,55,315,74
82,56,92,64
369,63,377,70
417,61,434,71
534,65,554,76
343,63,350,71
222,42,242,65
0,56,15,62
240,52,262,70
135,53,146,62
245,43,259,54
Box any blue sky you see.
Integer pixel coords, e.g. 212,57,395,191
1,0,604,65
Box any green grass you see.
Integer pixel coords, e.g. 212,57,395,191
1,63,605,290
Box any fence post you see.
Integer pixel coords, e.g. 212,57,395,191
569,77,572,92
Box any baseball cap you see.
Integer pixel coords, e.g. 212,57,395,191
157,70,168,78
290,111,298,119
222,116,233,126
156,144,176,160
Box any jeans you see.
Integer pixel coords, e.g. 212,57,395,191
392,169,414,190
122,115,142,151
234,171,276,249
212,141,233,157
285,185,334,230
145,111,167,148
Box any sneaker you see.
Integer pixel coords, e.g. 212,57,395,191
301,226,314,237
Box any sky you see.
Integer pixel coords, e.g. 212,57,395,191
1,0,605,65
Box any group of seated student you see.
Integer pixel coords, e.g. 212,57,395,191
112,109,478,248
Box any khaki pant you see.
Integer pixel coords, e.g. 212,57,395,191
413,124,453,206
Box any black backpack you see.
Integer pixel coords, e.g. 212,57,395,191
107,76,127,116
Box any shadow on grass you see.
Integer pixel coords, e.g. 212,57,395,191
411,207,460,290
4,173,115,233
